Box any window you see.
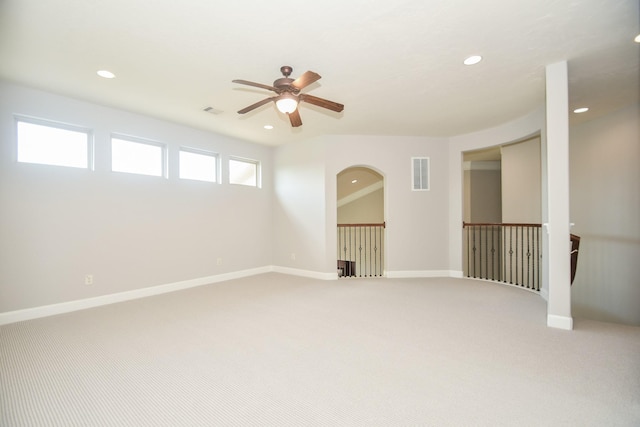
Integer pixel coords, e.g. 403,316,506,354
412,157,430,191
16,117,91,169
179,148,218,183
111,136,165,177
229,157,259,187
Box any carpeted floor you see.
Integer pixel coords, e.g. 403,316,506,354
1,273,639,426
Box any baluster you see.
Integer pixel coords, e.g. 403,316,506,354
466,226,470,277
379,226,384,277
336,227,342,268
342,227,347,262
478,226,483,278
484,226,488,279
535,227,540,291
347,226,352,270
368,226,372,277
526,227,531,289
489,226,494,280
502,225,506,283
517,226,521,286
472,226,477,278
358,226,362,277
520,226,524,287
508,227,513,284
374,226,378,276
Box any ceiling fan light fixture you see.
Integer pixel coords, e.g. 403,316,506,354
275,93,298,114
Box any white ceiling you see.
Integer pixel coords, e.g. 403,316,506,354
1,0,638,147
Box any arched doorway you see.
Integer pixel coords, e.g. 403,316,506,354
336,166,385,277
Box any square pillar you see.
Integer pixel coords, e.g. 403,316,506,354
545,61,573,330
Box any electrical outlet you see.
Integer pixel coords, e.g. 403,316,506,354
216,258,223,266
85,274,94,285
291,253,296,261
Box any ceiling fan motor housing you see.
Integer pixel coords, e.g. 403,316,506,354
273,77,297,93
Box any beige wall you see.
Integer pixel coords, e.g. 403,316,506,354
322,135,450,275
274,134,450,276
501,137,541,223
0,82,273,313
337,188,384,224
448,109,544,275
3,80,637,326
272,139,327,272
466,165,502,223
569,103,640,326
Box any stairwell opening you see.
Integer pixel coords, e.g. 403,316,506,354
336,166,385,277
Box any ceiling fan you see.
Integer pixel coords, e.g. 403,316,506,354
232,66,344,127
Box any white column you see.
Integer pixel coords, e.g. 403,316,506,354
545,61,573,330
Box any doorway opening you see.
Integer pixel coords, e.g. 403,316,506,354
336,166,385,277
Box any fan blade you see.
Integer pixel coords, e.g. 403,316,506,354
237,96,276,114
288,109,302,127
291,71,321,90
232,79,277,92
300,94,344,112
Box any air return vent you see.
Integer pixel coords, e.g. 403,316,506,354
412,157,430,191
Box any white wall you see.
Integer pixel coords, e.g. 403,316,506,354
570,103,640,326
0,82,273,313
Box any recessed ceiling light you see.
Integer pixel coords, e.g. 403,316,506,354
97,70,116,79
573,107,589,114
634,34,640,43
463,55,482,65
351,179,358,184
263,125,273,130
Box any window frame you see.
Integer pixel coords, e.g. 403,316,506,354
179,146,220,183
228,156,261,188
15,115,94,170
110,134,167,178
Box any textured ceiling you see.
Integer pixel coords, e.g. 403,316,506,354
0,0,638,146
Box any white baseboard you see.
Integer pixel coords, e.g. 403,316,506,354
547,314,573,330
271,266,338,281
1,267,532,325
539,287,549,301
386,270,460,279
0,266,273,326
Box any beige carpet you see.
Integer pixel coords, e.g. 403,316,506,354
2,273,639,426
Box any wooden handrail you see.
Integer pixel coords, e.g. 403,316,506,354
337,222,386,228
463,222,541,228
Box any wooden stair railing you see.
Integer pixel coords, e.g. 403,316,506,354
570,234,580,285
